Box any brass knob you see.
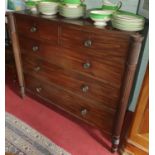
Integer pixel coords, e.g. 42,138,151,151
84,40,92,47
81,109,88,116
83,62,91,69
30,26,37,32
34,66,41,72
32,46,39,52
81,85,89,93
36,87,42,93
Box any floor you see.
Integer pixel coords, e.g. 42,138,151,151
6,76,119,155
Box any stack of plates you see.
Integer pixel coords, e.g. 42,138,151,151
59,4,86,19
38,1,59,15
62,0,82,8
111,10,145,31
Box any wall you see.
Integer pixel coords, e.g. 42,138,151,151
84,0,139,13
128,0,149,111
128,30,149,111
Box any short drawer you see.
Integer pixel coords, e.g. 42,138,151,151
25,74,116,133
14,13,58,44
61,24,130,54
22,54,120,109
61,24,90,49
19,37,125,88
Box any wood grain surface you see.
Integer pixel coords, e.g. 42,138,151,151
11,11,143,152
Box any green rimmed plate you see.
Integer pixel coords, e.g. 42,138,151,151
112,22,144,31
63,0,81,4
113,10,144,21
59,4,85,18
38,1,59,15
89,10,113,19
111,18,145,26
111,10,145,31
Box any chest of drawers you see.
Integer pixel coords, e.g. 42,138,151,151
8,11,143,152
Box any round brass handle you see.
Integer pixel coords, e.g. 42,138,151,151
34,66,41,72
81,109,88,116
84,40,92,47
81,85,89,93
30,26,37,32
32,46,39,52
36,87,42,93
83,62,91,69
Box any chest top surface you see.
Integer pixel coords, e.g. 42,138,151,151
14,10,138,36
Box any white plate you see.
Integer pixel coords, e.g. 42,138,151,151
112,22,144,31
111,19,145,27
65,4,80,8
40,10,58,15
112,16,145,23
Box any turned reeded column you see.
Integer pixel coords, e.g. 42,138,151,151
111,34,144,152
7,13,25,98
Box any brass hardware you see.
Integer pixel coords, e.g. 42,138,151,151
83,62,91,69
30,26,37,32
81,109,88,116
81,85,89,93
32,46,39,52
34,66,41,72
36,87,42,93
84,40,92,47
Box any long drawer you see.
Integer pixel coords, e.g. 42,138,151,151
19,37,125,88
25,74,116,133
22,53,120,109
14,14,59,45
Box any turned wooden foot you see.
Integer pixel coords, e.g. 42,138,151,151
20,86,25,98
111,136,120,153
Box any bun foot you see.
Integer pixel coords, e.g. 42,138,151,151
111,136,120,153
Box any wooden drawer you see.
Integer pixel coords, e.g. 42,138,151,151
14,13,58,44
61,24,90,49
25,74,116,133
22,54,120,109
61,24,130,53
19,37,125,88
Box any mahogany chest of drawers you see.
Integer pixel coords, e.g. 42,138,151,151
8,11,143,152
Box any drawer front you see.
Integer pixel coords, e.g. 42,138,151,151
19,37,125,88
89,31,130,51
22,54,120,109
25,74,116,133
61,25,130,54
61,25,90,49
15,14,58,44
